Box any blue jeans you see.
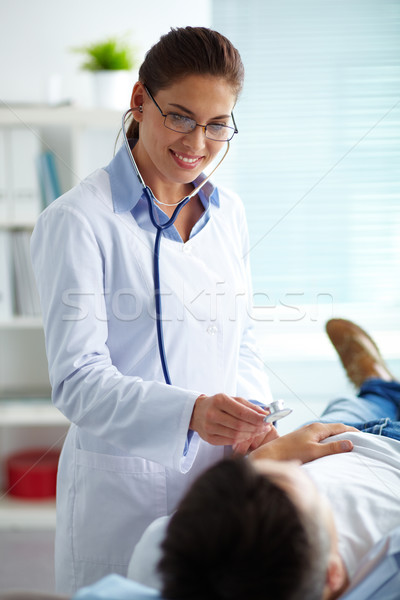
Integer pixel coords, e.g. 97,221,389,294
318,379,400,442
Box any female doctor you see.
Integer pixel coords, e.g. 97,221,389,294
31,26,275,594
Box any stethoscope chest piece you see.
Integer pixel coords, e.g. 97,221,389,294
263,399,293,423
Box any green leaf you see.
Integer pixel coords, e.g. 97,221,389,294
71,35,138,71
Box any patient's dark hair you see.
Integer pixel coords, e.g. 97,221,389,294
158,458,329,600
126,26,244,138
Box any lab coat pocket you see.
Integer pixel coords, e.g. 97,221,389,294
73,448,167,567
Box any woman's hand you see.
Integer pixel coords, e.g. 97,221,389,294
248,422,358,464
190,394,271,446
232,425,280,456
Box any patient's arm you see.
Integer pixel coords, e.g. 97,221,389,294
248,422,357,464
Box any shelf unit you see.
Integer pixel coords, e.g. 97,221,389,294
0,104,122,205
0,104,121,529
0,398,69,427
0,316,43,329
0,494,57,531
0,399,69,530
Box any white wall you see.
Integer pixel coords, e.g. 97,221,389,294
1,0,398,423
0,0,211,106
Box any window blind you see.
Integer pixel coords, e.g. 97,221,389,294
212,0,400,316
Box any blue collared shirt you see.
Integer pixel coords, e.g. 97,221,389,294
105,142,220,242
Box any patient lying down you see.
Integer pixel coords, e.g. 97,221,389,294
161,448,348,600
146,320,400,600
154,423,400,600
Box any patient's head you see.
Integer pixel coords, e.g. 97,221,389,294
158,457,340,600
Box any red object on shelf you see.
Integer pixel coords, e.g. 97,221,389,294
5,448,60,500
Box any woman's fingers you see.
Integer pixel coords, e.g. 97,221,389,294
203,416,272,445
231,396,270,417
233,426,278,455
219,395,268,425
211,410,267,435
190,394,270,445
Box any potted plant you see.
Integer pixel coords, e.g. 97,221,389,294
73,35,139,110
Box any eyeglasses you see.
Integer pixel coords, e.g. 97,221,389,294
144,85,238,142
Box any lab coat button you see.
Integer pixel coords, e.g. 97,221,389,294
182,244,192,254
207,325,218,335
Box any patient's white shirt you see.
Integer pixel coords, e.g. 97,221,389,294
127,516,169,590
303,431,400,578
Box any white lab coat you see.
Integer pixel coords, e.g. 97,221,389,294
31,147,272,593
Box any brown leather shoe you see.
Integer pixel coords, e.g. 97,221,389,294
325,318,395,388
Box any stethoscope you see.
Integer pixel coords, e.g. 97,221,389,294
121,108,292,423
122,107,230,385
262,400,292,423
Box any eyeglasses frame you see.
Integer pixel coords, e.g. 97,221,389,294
143,85,238,142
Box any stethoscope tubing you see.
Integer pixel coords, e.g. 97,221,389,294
121,108,229,386
149,195,190,384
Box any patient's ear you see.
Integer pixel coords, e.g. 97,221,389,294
323,555,348,599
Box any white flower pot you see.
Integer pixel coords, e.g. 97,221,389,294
92,70,135,110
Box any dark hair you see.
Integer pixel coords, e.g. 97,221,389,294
126,26,244,139
158,458,329,600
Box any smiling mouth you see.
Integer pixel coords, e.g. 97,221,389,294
171,150,203,166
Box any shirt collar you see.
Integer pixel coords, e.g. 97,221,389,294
105,141,220,214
